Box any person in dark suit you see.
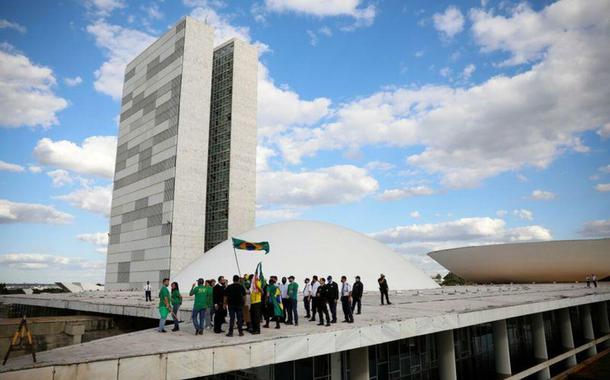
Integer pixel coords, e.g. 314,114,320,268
378,274,391,305
351,276,363,314
326,276,339,323
213,276,227,333
316,277,331,326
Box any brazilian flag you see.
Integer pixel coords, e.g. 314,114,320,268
232,238,270,254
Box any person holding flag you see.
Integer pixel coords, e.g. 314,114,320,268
249,263,265,334
263,276,283,329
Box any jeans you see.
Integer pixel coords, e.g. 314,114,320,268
351,297,362,314
303,296,311,317
204,307,211,329
192,308,206,331
228,306,244,334
172,304,181,329
287,298,298,324
158,308,167,332
341,296,353,322
328,299,337,322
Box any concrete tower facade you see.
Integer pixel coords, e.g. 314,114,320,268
105,17,256,290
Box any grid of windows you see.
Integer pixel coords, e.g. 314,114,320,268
506,316,536,374
453,323,496,379
205,43,234,251
369,336,439,380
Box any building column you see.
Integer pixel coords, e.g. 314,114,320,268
531,313,550,380
330,352,342,380
436,330,457,380
349,347,369,380
492,320,512,377
558,308,577,367
598,302,610,348
581,305,597,357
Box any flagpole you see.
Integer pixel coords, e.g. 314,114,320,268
232,245,242,277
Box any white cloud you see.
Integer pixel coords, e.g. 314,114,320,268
86,21,157,99
516,173,528,182
439,67,451,78
258,64,331,138
462,63,476,79
433,6,465,39
410,211,420,218
595,183,610,192
0,160,24,173
55,184,112,217
365,161,395,172
34,136,117,179
513,208,533,221
496,209,508,217
256,145,276,172
145,3,163,20
28,165,42,173
415,50,424,58
378,186,435,201
319,26,332,36
86,0,125,16
0,199,73,224
530,190,556,201
580,219,610,238
0,44,68,128
0,253,104,271
257,165,378,207
264,0,376,29
370,217,552,244
77,232,109,254
64,76,83,87
306,30,318,47
0,19,26,33
597,123,610,139
599,165,610,174
275,0,610,188
47,169,74,187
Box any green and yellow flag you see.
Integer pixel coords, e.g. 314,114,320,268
232,238,270,254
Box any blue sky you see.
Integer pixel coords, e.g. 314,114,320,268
0,0,609,283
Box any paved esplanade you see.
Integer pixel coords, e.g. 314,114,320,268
1,284,609,379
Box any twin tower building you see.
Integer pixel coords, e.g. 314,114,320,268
105,17,257,290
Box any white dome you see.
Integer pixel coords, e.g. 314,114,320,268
174,220,438,291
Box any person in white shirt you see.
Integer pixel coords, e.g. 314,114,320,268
144,281,152,302
340,276,354,323
279,277,289,323
302,278,312,318
309,276,320,322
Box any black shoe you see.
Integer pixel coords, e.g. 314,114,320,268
295,323,298,326
388,302,392,305
317,322,324,326
325,323,330,327
251,331,260,335
263,325,269,328
305,315,311,319
286,321,293,325
275,325,280,329
239,332,244,336
309,318,316,322
226,333,233,337
342,320,348,323
356,312,361,315
331,320,337,324
172,327,179,332
160,330,167,333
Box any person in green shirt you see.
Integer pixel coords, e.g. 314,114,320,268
286,276,299,326
170,282,182,331
190,278,212,335
158,278,171,333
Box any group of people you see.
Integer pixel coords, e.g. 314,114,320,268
152,273,393,336
586,274,598,288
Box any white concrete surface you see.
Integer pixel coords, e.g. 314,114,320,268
429,238,610,283
175,220,440,291
1,284,609,378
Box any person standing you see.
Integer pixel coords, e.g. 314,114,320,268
213,276,227,333
316,277,331,327
204,280,214,331
586,274,591,288
351,276,363,315
340,276,354,323
592,274,598,288
224,275,247,337
190,278,208,335
145,281,152,302
287,276,299,326
158,278,171,333
250,275,263,335
309,276,320,322
279,277,289,323
378,274,392,305
303,278,312,319
326,276,339,323
170,282,182,332
208,278,217,326
264,277,283,329
242,275,252,332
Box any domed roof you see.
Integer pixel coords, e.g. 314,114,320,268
175,220,438,291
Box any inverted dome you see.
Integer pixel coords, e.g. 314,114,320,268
175,220,438,291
